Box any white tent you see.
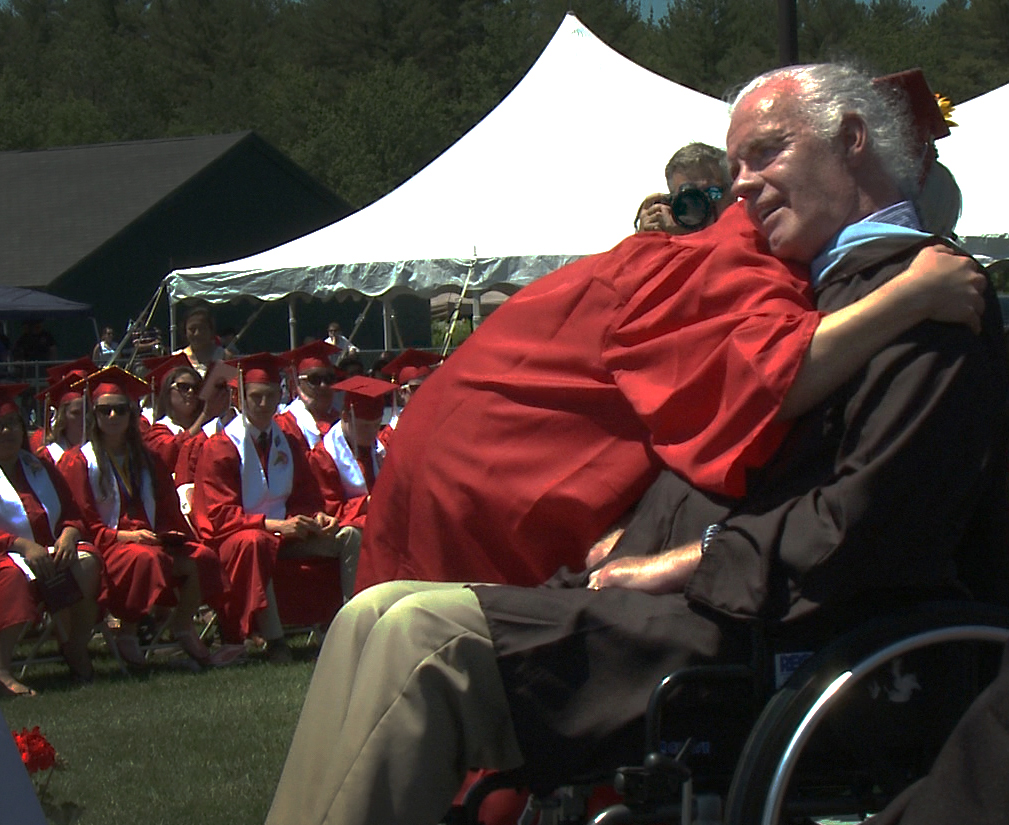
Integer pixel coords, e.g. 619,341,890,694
164,14,730,347
939,81,1009,260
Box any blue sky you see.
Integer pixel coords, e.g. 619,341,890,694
640,0,948,19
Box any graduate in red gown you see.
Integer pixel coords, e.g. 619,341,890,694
142,353,232,478
0,383,101,694
357,200,985,591
58,367,227,667
31,357,96,463
191,354,356,662
376,349,442,450
309,375,392,534
275,340,345,454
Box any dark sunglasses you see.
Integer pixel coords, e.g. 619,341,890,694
299,373,336,387
171,382,200,394
94,403,131,417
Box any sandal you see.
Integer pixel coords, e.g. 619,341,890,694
173,628,211,666
113,633,147,668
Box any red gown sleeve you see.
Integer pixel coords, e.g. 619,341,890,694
147,449,193,535
143,423,190,478
283,433,324,517
308,441,369,528
602,202,822,497
190,433,268,545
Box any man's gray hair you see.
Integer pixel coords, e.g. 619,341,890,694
731,64,920,197
665,142,731,189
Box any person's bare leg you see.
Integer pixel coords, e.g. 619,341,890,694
0,623,35,696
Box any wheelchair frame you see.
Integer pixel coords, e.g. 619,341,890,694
454,600,1009,825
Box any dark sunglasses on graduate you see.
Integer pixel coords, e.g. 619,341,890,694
171,382,199,394
94,403,131,417
299,373,336,387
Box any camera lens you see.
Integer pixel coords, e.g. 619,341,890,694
670,185,714,229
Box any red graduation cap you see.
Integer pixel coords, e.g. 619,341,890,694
73,366,151,403
873,68,951,183
235,352,286,386
381,349,442,385
45,356,97,386
283,340,343,374
36,372,88,407
0,383,30,417
334,375,391,419
144,352,196,393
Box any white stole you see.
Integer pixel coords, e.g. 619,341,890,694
81,442,156,529
281,398,323,449
223,417,293,520
155,416,185,435
0,451,61,541
45,442,65,464
320,425,385,498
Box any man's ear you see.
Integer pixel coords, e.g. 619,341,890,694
839,114,870,165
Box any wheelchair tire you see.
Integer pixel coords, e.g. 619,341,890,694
722,602,1009,825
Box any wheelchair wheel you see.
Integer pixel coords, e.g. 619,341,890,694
723,602,1009,825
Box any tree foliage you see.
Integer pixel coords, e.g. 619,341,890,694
1,0,1006,207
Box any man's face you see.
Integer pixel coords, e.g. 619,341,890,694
327,324,341,339
726,80,860,264
186,317,213,349
297,369,335,411
244,382,281,430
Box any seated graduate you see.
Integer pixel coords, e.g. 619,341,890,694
376,349,442,449
265,65,1006,825
142,353,231,478
275,340,345,452
190,353,358,662
30,357,97,461
57,367,227,668
0,383,101,693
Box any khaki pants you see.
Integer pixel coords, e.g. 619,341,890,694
266,580,524,825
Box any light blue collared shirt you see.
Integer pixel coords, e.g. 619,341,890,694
811,201,930,285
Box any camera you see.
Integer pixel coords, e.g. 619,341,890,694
661,184,723,230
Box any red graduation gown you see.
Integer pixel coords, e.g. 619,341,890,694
357,203,820,589
191,429,332,641
0,458,89,630
58,446,225,623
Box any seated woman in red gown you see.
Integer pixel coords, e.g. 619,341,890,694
142,353,231,478
32,357,96,463
58,367,228,668
0,383,101,694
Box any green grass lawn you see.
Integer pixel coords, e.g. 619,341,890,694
4,637,319,825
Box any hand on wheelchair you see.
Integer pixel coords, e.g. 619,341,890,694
587,541,702,594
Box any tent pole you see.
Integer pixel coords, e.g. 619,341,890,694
125,284,165,370
168,300,178,353
288,297,298,350
349,297,374,343
442,257,476,357
109,283,164,368
232,302,268,351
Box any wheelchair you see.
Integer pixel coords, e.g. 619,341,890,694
450,599,1009,825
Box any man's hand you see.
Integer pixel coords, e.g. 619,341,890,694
587,542,702,594
314,512,340,534
20,540,55,580
635,193,680,234
266,515,323,539
896,244,986,334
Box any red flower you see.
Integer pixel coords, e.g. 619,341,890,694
12,727,58,774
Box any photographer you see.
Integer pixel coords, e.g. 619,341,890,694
634,142,730,234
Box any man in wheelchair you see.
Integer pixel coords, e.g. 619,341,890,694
266,64,1009,825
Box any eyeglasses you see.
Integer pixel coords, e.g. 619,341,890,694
701,185,724,201
299,373,336,387
94,403,131,417
171,382,199,395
